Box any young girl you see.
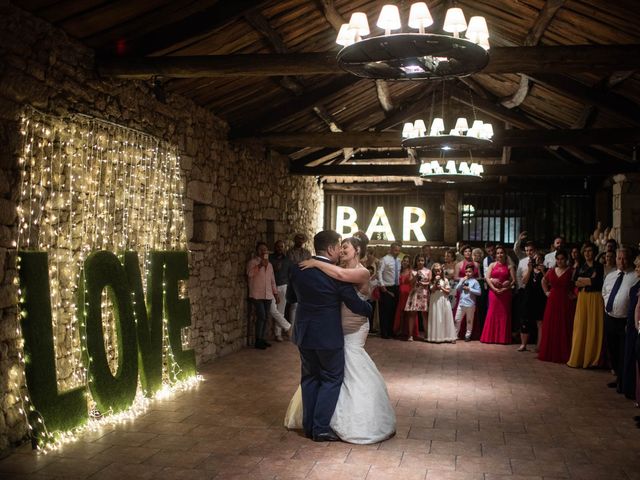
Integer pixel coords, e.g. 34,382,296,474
426,263,457,343
404,254,431,340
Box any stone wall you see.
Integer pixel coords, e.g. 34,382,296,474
611,174,640,249
0,2,323,451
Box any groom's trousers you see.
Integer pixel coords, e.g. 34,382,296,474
298,347,345,438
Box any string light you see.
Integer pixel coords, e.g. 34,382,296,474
16,107,195,452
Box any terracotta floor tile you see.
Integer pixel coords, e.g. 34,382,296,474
425,469,483,480
35,457,110,478
144,449,210,468
306,461,371,480
91,445,159,464
408,427,456,442
400,452,456,470
88,462,164,480
429,441,482,457
377,437,430,453
455,456,512,475
365,465,427,480
345,449,402,467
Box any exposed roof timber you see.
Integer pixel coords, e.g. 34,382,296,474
231,74,360,134
238,128,640,148
501,0,566,109
97,45,640,79
105,1,271,56
525,73,640,124
450,87,602,164
289,163,638,177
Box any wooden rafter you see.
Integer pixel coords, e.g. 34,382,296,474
289,163,638,177
97,45,640,78
237,128,640,148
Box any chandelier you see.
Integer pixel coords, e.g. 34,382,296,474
336,3,490,80
419,159,483,183
401,81,494,150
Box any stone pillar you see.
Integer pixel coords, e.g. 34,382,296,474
444,189,458,244
611,174,640,248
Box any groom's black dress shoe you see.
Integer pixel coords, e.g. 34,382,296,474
313,432,340,442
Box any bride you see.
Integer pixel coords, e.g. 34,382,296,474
284,232,396,444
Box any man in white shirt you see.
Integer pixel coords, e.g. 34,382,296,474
602,247,638,392
543,236,565,268
514,241,537,338
482,243,496,272
377,242,402,339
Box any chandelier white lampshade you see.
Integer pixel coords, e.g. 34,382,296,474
443,7,467,35
348,12,370,37
445,160,457,173
430,118,445,136
336,23,357,46
408,2,433,33
459,161,470,174
377,5,402,34
482,123,494,139
478,37,491,50
454,117,469,132
466,16,489,43
413,119,427,136
402,122,415,138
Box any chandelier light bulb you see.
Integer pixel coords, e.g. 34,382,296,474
408,2,433,33
336,24,356,46
443,7,467,35
377,5,402,34
465,16,489,43
454,117,469,132
348,12,370,38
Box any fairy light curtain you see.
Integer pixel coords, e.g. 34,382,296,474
17,108,187,391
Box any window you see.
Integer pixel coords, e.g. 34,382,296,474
460,192,592,246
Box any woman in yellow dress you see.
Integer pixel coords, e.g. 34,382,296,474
567,242,605,368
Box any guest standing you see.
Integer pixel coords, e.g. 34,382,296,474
569,245,583,272
378,243,402,339
602,247,638,392
393,256,416,340
443,249,458,307
567,242,605,368
538,250,575,363
421,244,435,269
426,263,457,343
473,247,488,336
247,242,279,349
454,264,481,341
515,241,538,347
602,250,617,277
406,254,431,339
269,240,292,342
286,233,312,329
544,235,566,268
621,255,640,399
481,245,516,344
518,253,547,352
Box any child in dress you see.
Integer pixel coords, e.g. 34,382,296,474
405,254,431,340
426,263,458,343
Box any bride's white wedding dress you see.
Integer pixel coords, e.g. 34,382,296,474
284,293,396,444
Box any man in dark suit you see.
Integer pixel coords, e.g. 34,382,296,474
290,230,372,442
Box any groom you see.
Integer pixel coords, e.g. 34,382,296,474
290,230,372,441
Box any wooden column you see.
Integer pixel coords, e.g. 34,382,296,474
444,190,459,245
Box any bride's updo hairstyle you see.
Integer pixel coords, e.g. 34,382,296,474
343,231,369,259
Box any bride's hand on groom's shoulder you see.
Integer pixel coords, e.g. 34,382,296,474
299,259,317,270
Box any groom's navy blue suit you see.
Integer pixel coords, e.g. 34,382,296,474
290,256,372,438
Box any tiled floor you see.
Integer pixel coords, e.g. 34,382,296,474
2,337,640,479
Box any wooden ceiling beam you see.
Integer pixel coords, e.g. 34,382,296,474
238,128,640,148
289,163,638,177
97,45,640,79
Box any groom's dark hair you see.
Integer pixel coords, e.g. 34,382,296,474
314,230,341,253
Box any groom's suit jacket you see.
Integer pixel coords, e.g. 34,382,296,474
290,257,372,350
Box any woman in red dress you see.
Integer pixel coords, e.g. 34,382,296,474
480,245,516,344
538,249,576,363
393,256,417,340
